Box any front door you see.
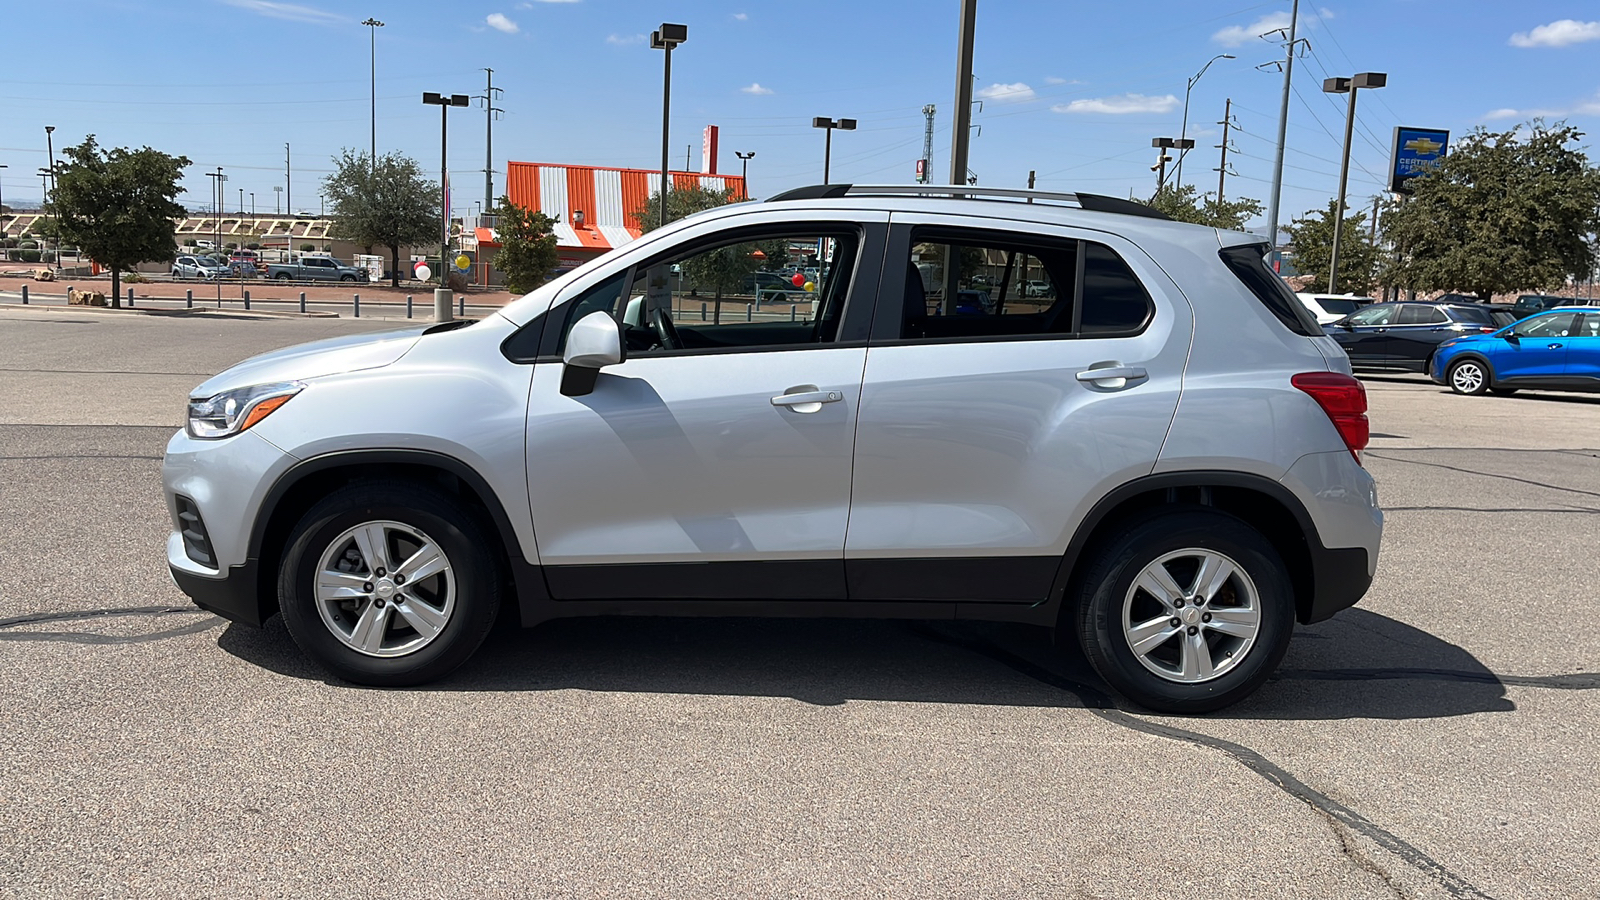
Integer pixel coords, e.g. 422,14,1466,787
525,219,886,600
843,215,1190,603
1332,303,1396,364
1493,312,1576,381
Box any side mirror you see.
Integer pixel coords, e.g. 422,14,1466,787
1503,332,1520,343
560,310,626,397
1338,320,1354,330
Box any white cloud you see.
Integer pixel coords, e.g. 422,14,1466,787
976,82,1036,103
219,0,342,25
1043,76,1082,86
1482,90,1600,120
606,33,646,45
1509,19,1600,48
1484,108,1523,121
1052,93,1178,115
519,0,579,5
733,11,748,20
741,82,774,95
486,12,519,33
1212,11,1291,47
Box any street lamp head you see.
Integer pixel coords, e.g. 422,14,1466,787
361,17,384,26
423,91,442,104
813,117,833,129
838,118,857,131
1152,137,1176,148
44,125,54,134
652,22,687,48
736,151,755,160
1351,72,1387,89
1322,77,1352,93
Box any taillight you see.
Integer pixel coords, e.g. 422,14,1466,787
1292,372,1369,463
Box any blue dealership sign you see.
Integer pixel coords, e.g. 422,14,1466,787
1390,127,1449,193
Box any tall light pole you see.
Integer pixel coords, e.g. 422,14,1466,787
0,163,8,220
949,0,977,188
1174,54,1233,189
1324,72,1387,293
273,186,282,215
735,150,755,198
812,118,857,184
238,187,244,216
284,143,291,216
422,92,470,288
43,126,56,200
362,18,384,169
1265,0,1302,265
1150,137,1193,195
250,191,255,220
651,23,688,230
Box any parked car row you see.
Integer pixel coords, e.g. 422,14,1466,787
171,252,371,283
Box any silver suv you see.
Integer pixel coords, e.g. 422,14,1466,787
163,184,1382,712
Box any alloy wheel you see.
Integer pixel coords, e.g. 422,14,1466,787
1121,548,1261,684
312,519,456,658
1451,362,1485,394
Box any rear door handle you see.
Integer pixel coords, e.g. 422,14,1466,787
771,389,844,412
1076,365,1148,388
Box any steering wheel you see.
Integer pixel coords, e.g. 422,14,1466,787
648,306,683,351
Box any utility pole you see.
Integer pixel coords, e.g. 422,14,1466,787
284,143,291,216
1216,98,1234,204
948,0,976,188
1369,196,1380,243
479,67,503,214
1264,0,1300,264
920,104,936,183
44,126,56,200
1027,169,1036,203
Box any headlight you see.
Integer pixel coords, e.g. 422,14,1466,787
187,381,304,439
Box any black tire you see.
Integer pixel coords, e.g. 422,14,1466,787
1489,387,1519,396
1447,358,1491,395
277,480,501,686
340,274,356,282
275,273,292,281
1072,508,1295,714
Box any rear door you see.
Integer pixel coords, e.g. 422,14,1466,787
1387,303,1452,367
1561,313,1600,382
843,215,1190,603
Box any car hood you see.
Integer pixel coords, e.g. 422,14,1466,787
189,324,436,398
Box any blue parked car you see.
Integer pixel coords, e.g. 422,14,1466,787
1431,307,1600,396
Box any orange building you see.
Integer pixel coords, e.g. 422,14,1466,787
481,162,749,271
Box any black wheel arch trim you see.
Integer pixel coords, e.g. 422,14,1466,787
245,448,549,625
1045,469,1371,626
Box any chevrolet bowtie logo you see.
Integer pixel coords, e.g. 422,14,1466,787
1403,137,1444,156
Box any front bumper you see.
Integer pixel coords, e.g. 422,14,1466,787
169,533,270,626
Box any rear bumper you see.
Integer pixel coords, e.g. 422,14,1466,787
1304,544,1373,623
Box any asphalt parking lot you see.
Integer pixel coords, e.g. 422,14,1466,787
1,305,1596,899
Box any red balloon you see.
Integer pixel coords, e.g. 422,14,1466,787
791,271,806,287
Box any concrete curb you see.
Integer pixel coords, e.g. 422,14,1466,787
0,303,339,319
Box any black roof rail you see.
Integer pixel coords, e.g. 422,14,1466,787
765,183,1173,221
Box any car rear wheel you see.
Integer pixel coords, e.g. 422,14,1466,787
275,273,292,281
1448,359,1490,395
1072,508,1294,713
277,480,501,686
340,274,356,282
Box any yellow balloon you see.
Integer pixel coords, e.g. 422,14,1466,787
803,281,816,292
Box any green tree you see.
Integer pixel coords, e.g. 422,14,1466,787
1284,200,1380,294
492,196,560,295
49,135,190,307
1381,121,1600,299
632,184,740,233
321,149,440,287
1144,183,1264,231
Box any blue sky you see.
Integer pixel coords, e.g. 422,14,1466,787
3,1,1598,235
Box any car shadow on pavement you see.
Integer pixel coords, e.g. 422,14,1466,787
216,606,1521,721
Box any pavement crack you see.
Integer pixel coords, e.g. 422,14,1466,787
1382,505,1600,515
0,605,220,644
1277,667,1600,691
913,626,1503,900
1365,452,1600,500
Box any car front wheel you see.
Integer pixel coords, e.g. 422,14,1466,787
1072,508,1294,713
1448,359,1490,395
277,480,501,686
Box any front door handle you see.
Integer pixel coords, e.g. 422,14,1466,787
1548,343,1564,349
1075,364,1148,389
771,388,844,413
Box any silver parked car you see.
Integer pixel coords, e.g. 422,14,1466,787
162,184,1382,712
172,255,230,280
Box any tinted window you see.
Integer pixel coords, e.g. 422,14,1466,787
1511,313,1577,338
1218,245,1321,336
1318,298,1361,316
1080,243,1154,336
1578,315,1600,337
1346,304,1395,326
895,231,1080,340
1396,305,1431,325
1448,305,1494,324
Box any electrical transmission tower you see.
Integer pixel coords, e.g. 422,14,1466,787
920,104,936,183
479,68,505,215
1215,98,1238,204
